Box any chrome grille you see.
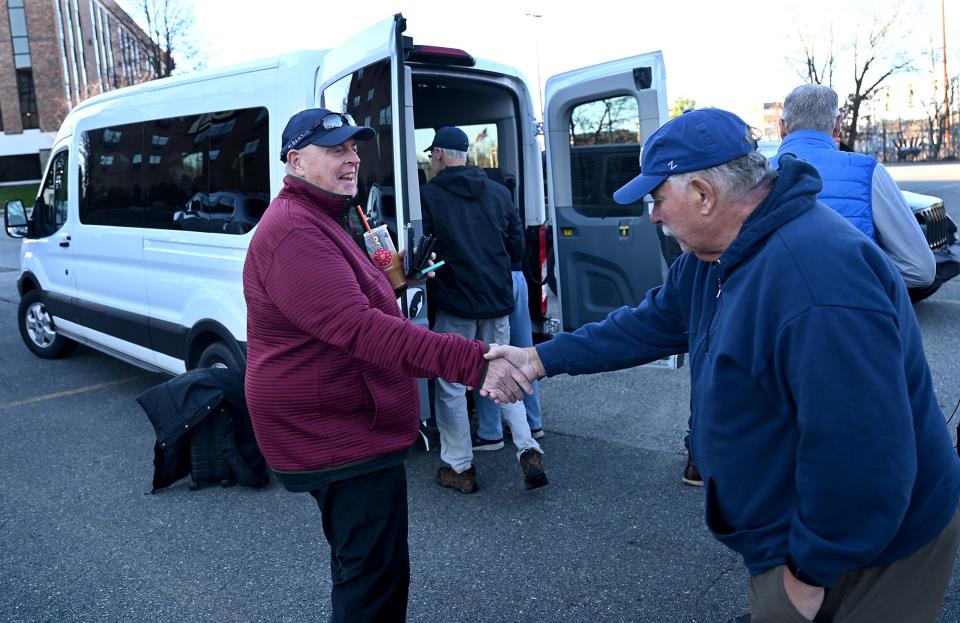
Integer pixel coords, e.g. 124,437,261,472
914,203,956,250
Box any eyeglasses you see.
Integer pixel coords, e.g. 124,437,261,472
282,112,357,157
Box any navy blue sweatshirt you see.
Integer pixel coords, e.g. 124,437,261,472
537,157,960,587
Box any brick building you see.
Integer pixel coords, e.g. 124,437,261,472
0,0,157,188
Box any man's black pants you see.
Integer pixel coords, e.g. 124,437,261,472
309,464,409,623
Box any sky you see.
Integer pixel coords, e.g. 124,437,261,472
135,0,957,128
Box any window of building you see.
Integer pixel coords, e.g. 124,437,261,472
60,0,82,100
80,107,271,234
89,0,104,89
70,0,88,92
15,69,38,129
0,153,42,183
100,8,117,88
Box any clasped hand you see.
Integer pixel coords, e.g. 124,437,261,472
477,344,544,404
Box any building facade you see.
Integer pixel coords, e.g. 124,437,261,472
0,0,157,187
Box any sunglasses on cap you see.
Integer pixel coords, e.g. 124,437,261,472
282,112,357,156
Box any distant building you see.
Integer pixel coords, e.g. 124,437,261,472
761,101,783,142
0,0,158,188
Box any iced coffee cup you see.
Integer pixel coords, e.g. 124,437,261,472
363,224,407,291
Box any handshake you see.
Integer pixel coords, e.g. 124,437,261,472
477,345,547,404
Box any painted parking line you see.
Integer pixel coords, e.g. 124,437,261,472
0,375,151,410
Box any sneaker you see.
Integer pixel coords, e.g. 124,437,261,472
471,434,504,451
530,428,545,440
519,449,548,490
682,450,703,486
436,465,478,494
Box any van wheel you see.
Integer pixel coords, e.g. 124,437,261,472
18,290,78,359
197,341,243,371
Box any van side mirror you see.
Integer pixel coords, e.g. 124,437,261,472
4,199,28,238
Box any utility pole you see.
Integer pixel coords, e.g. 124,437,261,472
943,0,952,156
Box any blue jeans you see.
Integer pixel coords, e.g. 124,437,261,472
474,271,543,439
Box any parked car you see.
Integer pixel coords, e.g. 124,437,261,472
758,141,959,302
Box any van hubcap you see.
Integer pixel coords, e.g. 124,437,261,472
25,302,57,348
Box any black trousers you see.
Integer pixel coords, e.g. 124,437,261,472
309,463,410,623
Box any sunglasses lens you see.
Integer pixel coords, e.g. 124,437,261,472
320,113,356,130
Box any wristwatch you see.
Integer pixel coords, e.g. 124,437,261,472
785,556,823,588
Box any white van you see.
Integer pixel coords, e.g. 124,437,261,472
3,13,669,376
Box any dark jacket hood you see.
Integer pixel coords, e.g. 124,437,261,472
718,155,823,278
430,166,487,199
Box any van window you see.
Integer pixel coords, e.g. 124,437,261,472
32,150,69,237
569,95,645,217
322,59,396,236
414,124,499,183
79,107,270,234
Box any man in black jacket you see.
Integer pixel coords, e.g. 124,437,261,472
421,126,547,494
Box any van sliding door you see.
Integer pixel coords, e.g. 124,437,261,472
544,54,668,332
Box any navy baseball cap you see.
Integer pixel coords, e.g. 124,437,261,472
424,127,469,152
280,108,375,162
613,108,757,204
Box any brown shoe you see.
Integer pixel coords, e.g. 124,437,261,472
682,450,703,486
519,449,548,490
436,465,478,494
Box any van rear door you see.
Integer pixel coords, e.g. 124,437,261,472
544,53,668,332
316,14,422,317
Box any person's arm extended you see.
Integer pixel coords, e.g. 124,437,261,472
871,165,935,287
264,228,485,386
536,282,687,377
779,304,917,588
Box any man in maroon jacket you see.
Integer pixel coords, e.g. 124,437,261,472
243,108,530,623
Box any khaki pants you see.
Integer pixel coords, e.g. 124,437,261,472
750,505,960,623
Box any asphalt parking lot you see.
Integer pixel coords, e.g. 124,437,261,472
0,162,958,622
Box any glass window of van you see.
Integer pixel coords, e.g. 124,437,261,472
322,59,395,238
32,150,69,237
568,96,645,217
80,106,270,234
414,124,500,184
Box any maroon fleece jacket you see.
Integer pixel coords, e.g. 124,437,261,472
243,176,487,472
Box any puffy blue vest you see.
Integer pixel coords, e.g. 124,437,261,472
773,130,877,240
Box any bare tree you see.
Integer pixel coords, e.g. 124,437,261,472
843,12,913,149
792,26,836,86
126,0,203,77
569,97,636,145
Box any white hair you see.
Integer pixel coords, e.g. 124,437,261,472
782,84,839,135
669,151,775,201
443,148,467,162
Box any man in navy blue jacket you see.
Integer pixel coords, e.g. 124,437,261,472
487,108,960,622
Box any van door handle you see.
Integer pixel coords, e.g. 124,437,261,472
59,236,71,248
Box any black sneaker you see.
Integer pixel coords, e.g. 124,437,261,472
471,434,504,451
519,449,548,490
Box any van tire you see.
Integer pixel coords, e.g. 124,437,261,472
18,290,78,359
197,341,243,372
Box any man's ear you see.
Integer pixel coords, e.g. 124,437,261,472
779,118,787,140
286,149,302,171
832,114,842,140
688,177,716,215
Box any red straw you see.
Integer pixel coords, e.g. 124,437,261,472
355,205,372,233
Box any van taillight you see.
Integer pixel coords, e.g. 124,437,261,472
408,45,476,67
539,226,547,317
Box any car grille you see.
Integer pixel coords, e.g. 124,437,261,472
914,203,957,250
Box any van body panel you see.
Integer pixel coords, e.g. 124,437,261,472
544,52,668,332
9,11,673,379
